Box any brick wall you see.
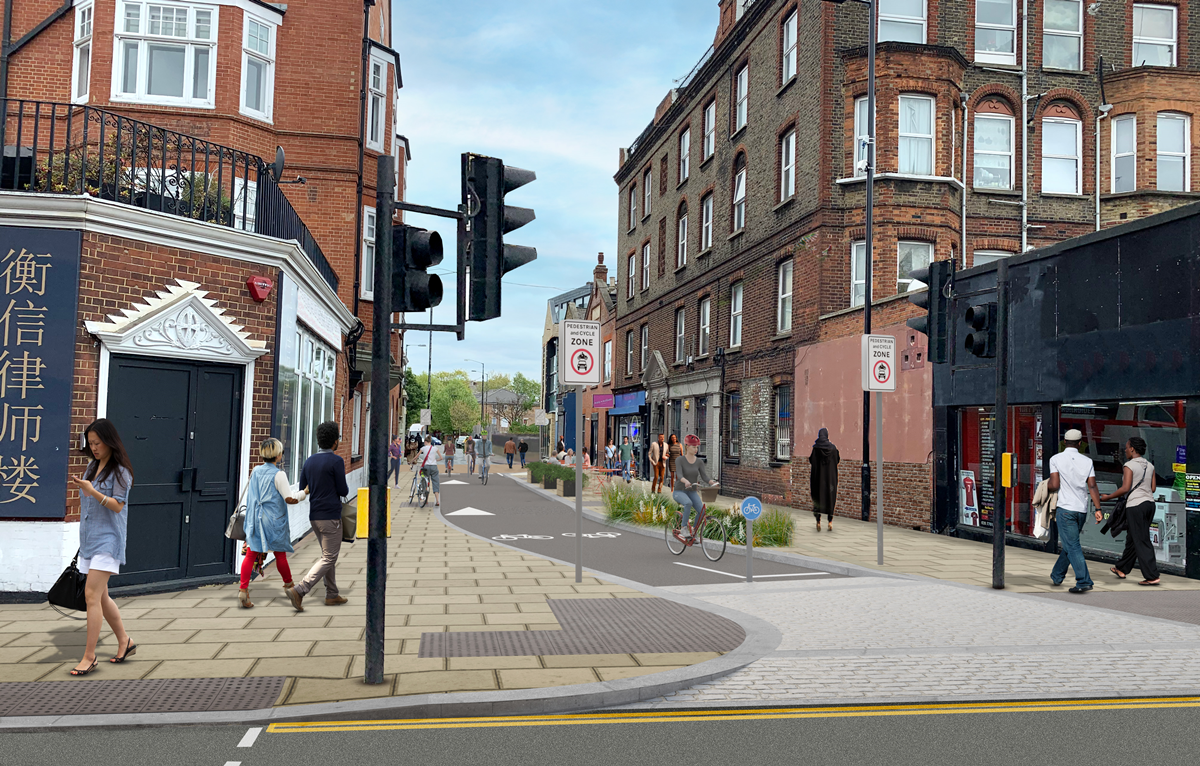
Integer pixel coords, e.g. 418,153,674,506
792,458,933,531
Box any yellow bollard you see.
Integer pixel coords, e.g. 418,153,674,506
356,486,392,539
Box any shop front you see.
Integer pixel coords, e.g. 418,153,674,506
609,390,647,477
933,202,1200,579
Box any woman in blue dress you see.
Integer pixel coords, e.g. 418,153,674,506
239,438,307,608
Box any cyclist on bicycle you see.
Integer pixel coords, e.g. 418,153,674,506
412,435,442,507
674,434,717,537
478,432,493,478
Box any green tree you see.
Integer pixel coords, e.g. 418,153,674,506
431,377,478,435
449,399,479,435
403,368,427,430
511,372,542,417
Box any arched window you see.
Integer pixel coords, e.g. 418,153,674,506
974,97,1015,190
1041,101,1082,195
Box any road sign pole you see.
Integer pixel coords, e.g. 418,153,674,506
876,390,884,566
576,384,583,584
993,258,1009,590
746,520,754,582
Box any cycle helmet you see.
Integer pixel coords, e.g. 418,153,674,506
684,434,701,447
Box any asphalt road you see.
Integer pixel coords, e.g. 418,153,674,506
429,471,838,587
8,700,1200,765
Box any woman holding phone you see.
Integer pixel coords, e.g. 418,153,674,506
70,419,136,676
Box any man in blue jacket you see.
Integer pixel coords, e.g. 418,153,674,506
287,421,350,611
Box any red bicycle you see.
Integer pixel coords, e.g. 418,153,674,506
665,503,727,561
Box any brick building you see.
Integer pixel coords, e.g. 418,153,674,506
540,283,591,455
613,0,1200,528
0,0,406,592
580,253,617,463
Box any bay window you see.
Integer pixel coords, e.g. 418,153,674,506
899,94,934,176
898,241,932,294
854,96,870,177
242,14,276,121
1112,115,1136,193
1157,113,1190,191
115,2,217,107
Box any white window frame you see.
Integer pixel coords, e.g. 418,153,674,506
703,101,717,160
677,208,688,268
627,253,636,299
365,54,389,151
111,1,219,109
782,10,799,82
679,128,691,182
73,2,94,103
897,241,933,294
351,389,363,458
640,324,649,370
733,166,747,231
626,330,635,376
780,129,796,200
854,96,870,177
641,242,651,290
730,282,743,347
675,308,687,363
603,340,612,383
1133,4,1177,67
975,0,1017,65
973,250,1011,267
1156,112,1190,192
698,297,711,356
735,66,749,132
628,184,637,230
1043,0,1083,71
240,12,277,122
1041,116,1083,194
1111,114,1137,193
361,206,377,301
898,94,935,176
777,260,793,334
973,113,1014,190
701,194,714,250
879,0,927,43
851,241,867,307
643,169,652,217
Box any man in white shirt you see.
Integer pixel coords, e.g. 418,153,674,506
1048,429,1103,593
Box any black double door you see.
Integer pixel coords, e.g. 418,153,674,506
107,356,243,587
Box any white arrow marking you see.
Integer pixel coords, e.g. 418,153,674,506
446,507,494,516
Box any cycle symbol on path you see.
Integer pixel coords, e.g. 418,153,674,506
491,532,621,541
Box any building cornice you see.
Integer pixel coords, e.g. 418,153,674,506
840,41,970,70
0,192,356,334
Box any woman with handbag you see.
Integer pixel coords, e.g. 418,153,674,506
1100,437,1161,585
69,418,135,676
238,438,307,608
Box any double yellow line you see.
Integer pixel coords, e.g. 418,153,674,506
267,696,1200,734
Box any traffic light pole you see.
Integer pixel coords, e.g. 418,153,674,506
391,199,467,340
992,257,1009,589
365,156,396,684
861,0,877,523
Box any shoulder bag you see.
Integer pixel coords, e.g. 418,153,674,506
47,549,88,616
224,481,252,541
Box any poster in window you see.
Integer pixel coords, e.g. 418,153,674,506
960,470,979,526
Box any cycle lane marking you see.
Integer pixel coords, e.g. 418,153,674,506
237,727,263,748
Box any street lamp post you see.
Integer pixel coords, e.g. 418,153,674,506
404,343,427,427
465,359,486,428
823,0,876,522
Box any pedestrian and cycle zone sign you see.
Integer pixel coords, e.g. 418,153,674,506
861,334,896,392
561,320,601,385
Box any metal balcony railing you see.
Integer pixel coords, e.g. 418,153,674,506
0,98,338,293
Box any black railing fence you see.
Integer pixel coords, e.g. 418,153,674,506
0,98,337,292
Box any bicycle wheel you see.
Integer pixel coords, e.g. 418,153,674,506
408,478,418,505
665,513,686,555
418,478,429,508
700,517,727,562
482,465,489,485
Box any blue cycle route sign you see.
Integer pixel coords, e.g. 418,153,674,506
741,496,763,521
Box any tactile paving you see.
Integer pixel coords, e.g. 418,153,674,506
0,682,38,717
71,679,165,715
0,677,286,718
419,598,745,657
207,676,287,711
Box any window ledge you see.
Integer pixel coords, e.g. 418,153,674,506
769,460,791,468
674,263,687,274
627,226,636,235
642,213,652,223
976,61,1021,71
110,95,216,111
700,154,715,170
727,344,742,353
697,247,713,258
677,177,689,190
360,293,374,302
771,331,793,342
730,125,748,142
977,187,1021,196
1101,189,1200,200
837,173,965,189
776,76,797,98
727,229,745,241
695,353,710,361
1041,66,1089,76
819,290,916,321
1039,192,1088,199
772,196,795,212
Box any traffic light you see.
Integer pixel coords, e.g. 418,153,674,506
904,259,953,364
392,224,444,313
464,153,537,321
963,302,998,359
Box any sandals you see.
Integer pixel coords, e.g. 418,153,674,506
1139,579,1161,586
1110,567,1127,580
70,659,98,676
111,637,137,663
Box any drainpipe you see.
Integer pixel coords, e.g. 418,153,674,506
1,0,12,103
961,91,970,268
1020,0,1029,252
1095,104,1113,231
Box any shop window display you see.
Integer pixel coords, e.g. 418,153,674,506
958,405,1041,536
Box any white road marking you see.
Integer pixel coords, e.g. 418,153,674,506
237,727,262,748
441,480,469,485
446,507,494,515
751,572,832,578
673,562,830,579
223,762,242,766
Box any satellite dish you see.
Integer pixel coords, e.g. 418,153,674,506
270,146,285,183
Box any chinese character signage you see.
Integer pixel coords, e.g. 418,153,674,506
0,227,80,519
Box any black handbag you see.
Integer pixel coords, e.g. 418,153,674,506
47,550,88,614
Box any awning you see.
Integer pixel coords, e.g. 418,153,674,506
608,391,646,416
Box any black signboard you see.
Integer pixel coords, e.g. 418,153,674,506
0,227,80,519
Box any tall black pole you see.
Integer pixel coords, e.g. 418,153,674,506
481,363,486,427
365,155,394,683
861,0,877,522
992,257,1009,589
427,309,433,411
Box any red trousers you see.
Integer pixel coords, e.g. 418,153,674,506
239,550,292,589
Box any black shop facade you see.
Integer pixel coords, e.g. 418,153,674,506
931,202,1200,580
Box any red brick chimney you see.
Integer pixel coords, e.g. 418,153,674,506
714,0,738,48
593,252,608,285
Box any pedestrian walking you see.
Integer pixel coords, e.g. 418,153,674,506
444,435,456,475
667,434,682,491
286,422,350,612
1100,437,1161,585
605,438,616,470
405,435,420,464
649,434,665,493
69,418,136,675
414,435,443,506
519,438,528,467
809,428,840,532
504,436,517,468
619,436,634,483
465,435,476,474
1048,429,1104,593
389,435,403,486
239,438,306,609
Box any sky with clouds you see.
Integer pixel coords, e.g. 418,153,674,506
392,0,717,383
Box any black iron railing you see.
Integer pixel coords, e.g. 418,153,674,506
0,98,338,293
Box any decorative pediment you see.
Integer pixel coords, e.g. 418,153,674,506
643,350,670,386
86,280,268,363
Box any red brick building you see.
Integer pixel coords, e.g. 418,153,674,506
0,0,406,592
613,0,1200,529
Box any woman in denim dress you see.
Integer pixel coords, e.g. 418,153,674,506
70,419,135,676
239,438,306,608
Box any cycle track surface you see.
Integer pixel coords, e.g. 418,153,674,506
434,472,841,587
